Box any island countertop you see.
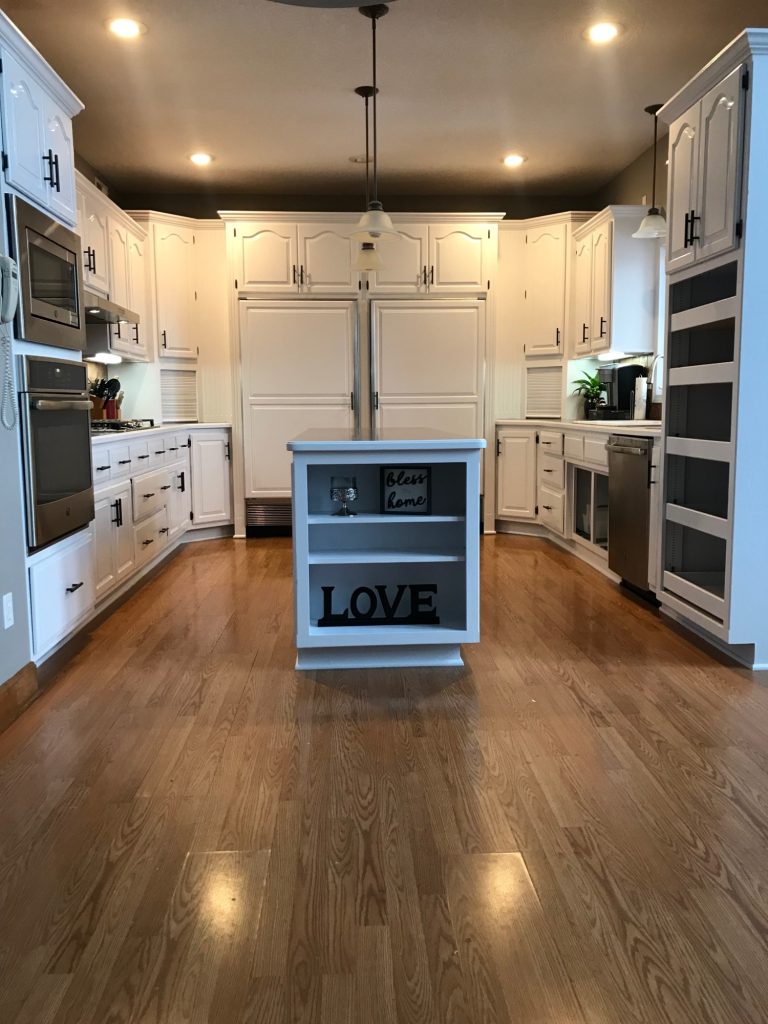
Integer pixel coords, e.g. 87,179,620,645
287,427,487,452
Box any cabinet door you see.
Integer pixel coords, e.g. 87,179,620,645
1,49,46,204
108,219,130,308
154,224,196,358
496,430,537,519
93,491,119,600
43,98,76,226
524,224,566,356
370,225,429,293
232,222,298,292
696,64,744,262
127,231,150,358
428,224,487,293
667,109,700,272
571,236,592,355
190,432,232,525
298,224,357,293
113,483,136,584
77,189,110,294
589,224,612,353
168,461,191,540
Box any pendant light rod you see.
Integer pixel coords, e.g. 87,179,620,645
360,5,389,206
645,103,663,211
354,85,376,208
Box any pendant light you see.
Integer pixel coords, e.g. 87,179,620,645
351,4,399,241
269,0,390,6
353,86,384,271
633,103,667,239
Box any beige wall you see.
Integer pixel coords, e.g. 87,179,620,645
593,136,668,210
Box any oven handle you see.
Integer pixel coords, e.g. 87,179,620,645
30,399,94,412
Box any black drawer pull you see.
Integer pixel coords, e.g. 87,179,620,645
143,492,155,498
158,527,169,535
142,538,154,547
178,471,185,493
543,468,554,473
160,485,171,491
118,459,131,465
96,465,110,471
542,505,553,511
155,450,165,455
65,581,84,593
138,454,150,460
168,446,178,451
541,441,552,445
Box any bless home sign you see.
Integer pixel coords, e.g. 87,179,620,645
381,465,431,515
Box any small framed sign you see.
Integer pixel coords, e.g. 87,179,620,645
380,465,432,515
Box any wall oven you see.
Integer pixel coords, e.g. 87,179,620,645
7,195,86,352
18,356,94,551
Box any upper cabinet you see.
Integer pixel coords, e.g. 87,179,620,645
665,64,746,272
108,218,131,308
0,39,82,228
523,216,586,357
225,216,499,296
77,185,110,294
154,223,196,359
570,207,659,357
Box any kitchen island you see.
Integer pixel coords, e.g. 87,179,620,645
288,428,486,670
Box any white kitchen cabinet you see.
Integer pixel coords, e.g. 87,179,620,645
570,207,659,357
298,223,357,293
1,49,47,206
495,428,537,519
371,225,429,293
168,461,192,541
428,224,489,293
76,184,110,294
93,481,135,601
231,221,299,293
125,230,150,358
108,218,131,308
190,430,233,526
523,220,567,356
154,222,196,358
42,97,76,225
665,64,745,272
29,531,94,657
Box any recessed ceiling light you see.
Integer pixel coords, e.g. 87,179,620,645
503,154,526,168
584,22,622,44
189,152,213,166
107,18,146,39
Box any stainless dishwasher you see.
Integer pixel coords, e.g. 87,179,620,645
606,434,653,591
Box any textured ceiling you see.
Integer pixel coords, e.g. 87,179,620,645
4,0,768,196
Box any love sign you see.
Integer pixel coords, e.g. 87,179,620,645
318,583,440,626
380,465,432,515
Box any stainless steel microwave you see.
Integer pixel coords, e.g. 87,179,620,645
7,194,86,352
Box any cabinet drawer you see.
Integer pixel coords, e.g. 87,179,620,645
135,507,170,567
132,468,172,522
131,439,152,470
539,485,565,535
109,443,134,479
29,533,94,656
538,430,563,455
584,436,609,467
92,447,112,484
165,433,188,464
563,434,584,462
149,437,168,468
538,453,565,489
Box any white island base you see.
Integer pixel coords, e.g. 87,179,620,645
288,429,485,670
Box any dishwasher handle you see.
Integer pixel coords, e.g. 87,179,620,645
607,442,648,456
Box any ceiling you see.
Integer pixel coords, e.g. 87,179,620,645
5,0,768,198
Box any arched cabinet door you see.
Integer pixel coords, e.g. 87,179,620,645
154,224,196,358
298,224,358,293
696,64,744,262
428,224,487,293
44,102,76,225
589,224,612,354
1,50,46,204
572,235,593,355
233,223,299,292
523,223,566,355
666,113,700,272
370,225,429,294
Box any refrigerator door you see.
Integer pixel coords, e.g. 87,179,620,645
240,300,358,498
369,298,485,438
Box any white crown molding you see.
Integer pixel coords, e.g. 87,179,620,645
503,210,596,229
217,210,506,224
76,171,148,239
0,10,83,116
659,28,768,124
126,210,222,229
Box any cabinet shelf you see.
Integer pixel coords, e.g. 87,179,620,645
665,503,729,540
307,513,464,525
668,363,736,387
308,550,465,565
670,297,738,333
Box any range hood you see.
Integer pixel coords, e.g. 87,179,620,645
83,290,140,326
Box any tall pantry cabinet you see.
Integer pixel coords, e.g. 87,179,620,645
657,28,768,669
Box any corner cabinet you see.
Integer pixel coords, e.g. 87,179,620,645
665,63,746,272
495,428,537,519
190,430,233,526
571,207,659,357
154,222,197,358
0,43,81,228
76,182,110,294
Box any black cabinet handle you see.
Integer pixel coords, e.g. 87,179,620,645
225,442,231,461
143,492,155,498
599,317,607,338
429,265,435,286
118,459,131,465
582,323,588,344
299,265,305,286
684,211,691,248
542,505,553,511
543,468,554,473
142,538,154,547
178,471,185,493
541,440,552,445
91,248,96,275
168,446,178,452
689,209,700,244
159,527,169,535
96,464,110,471
556,328,561,347
155,450,165,455
52,153,61,192
133,324,140,345
110,500,120,526
137,454,150,460
160,485,171,491
292,264,297,285
161,330,168,349
422,266,428,287
350,392,355,412
374,391,379,410
65,581,84,593
42,149,55,187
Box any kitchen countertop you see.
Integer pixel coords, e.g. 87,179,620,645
496,418,662,437
91,422,231,444
288,427,486,452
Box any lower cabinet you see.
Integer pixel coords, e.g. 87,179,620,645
495,429,537,519
29,531,95,656
168,462,192,540
93,481,136,601
135,506,171,567
190,430,233,526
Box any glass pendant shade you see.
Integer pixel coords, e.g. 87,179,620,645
351,201,399,241
354,242,383,271
632,209,667,239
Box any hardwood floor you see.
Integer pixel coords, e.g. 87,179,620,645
1,534,767,1023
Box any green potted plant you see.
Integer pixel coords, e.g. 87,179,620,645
572,371,605,419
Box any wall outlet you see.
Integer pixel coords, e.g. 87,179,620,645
3,592,13,630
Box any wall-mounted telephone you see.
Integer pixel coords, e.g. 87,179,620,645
0,254,20,430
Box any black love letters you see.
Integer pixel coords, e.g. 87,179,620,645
318,583,440,626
